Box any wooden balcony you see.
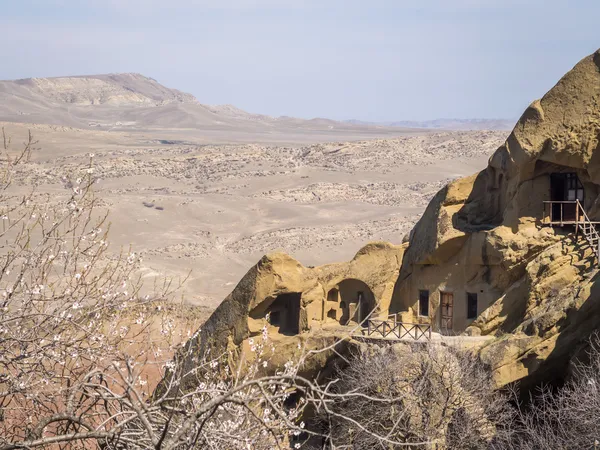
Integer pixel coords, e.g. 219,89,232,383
542,201,600,226
542,200,600,264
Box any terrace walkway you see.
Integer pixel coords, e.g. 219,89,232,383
346,314,492,348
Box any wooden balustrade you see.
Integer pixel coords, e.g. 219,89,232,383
364,319,432,340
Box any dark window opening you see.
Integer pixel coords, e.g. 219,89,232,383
550,172,584,221
419,290,429,317
566,173,584,202
327,288,339,302
467,292,478,319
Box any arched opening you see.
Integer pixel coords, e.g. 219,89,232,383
337,279,376,326
327,288,339,303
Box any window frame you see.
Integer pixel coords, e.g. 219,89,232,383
466,292,478,320
418,290,430,317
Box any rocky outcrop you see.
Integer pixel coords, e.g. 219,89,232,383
393,49,600,386
179,49,600,390
177,242,404,376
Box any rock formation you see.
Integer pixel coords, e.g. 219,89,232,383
178,243,404,375
181,49,600,389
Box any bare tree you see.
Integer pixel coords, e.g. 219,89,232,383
318,343,512,449
0,131,310,449
500,335,600,450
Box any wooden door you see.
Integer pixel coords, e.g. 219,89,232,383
440,292,454,334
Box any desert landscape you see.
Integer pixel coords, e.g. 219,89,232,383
0,74,507,312
5,1,600,447
5,12,600,450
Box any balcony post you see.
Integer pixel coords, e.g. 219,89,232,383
560,203,563,226
576,201,579,236
542,202,546,224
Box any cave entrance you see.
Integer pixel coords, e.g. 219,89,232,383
440,291,454,335
267,293,301,335
550,173,583,222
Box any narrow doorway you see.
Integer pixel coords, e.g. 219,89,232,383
440,292,454,334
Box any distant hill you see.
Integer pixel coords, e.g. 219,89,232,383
0,73,512,134
0,73,420,134
11,73,198,106
346,118,515,131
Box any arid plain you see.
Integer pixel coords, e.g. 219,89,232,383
0,74,508,314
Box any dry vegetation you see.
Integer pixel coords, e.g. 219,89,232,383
319,344,511,449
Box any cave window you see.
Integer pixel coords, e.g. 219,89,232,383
418,290,429,317
467,292,478,319
327,309,336,320
327,288,339,303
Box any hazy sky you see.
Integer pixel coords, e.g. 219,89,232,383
1,0,599,121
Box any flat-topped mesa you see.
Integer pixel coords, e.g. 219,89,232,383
178,49,600,389
8,73,198,106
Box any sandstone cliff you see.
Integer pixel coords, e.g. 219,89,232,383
179,49,600,390
177,242,404,377
393,49,600,386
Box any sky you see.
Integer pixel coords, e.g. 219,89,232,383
1,0,599,122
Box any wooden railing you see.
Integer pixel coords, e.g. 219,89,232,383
365,317,432,341
542,200,582,226
575,199,600,262
543,200,600,263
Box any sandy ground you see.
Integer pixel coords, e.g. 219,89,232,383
1,121,507,311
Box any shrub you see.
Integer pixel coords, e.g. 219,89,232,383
502,335,600,450
321,343,513,449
